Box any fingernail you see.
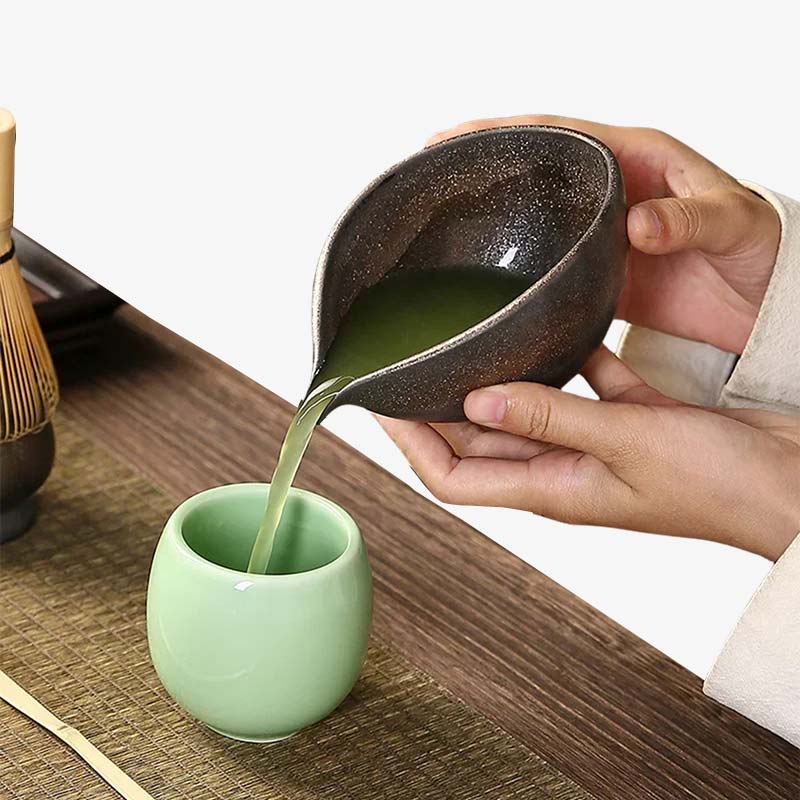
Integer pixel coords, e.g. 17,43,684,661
465,389,507,423
629,205,662,239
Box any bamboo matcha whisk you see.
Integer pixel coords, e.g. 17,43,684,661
0,109,58,442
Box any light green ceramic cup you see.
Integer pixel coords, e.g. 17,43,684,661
146,483,372,742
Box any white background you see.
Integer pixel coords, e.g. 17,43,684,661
3,2,798,676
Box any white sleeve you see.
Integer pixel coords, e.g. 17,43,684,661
703,536,800,746
693,185,800,745
618,185,800,746
719,184,800,413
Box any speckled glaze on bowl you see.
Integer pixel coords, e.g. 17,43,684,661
312,125,627,422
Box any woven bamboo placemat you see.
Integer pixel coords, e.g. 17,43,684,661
0,419,592,799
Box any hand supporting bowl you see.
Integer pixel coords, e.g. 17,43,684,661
313,125,627,421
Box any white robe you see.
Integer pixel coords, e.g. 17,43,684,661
618,183,800,747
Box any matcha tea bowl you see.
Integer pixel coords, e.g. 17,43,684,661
313,125,628,421
147,483,372,743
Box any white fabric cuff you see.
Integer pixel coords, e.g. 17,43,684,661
616,325,735,406
703,534,800,746
719,184,800,413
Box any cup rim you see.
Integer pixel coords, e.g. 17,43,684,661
164,482,361,583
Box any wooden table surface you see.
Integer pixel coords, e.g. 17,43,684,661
53,305,799,800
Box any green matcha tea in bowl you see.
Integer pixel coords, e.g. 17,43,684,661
147,126,627,742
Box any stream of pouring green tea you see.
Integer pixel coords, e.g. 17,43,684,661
246,266,530,574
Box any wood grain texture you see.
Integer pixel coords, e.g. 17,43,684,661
55,306,799,800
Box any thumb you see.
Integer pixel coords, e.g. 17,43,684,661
628,188,766,256
464,383,636,459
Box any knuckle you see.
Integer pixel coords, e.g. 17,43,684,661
638,127,696,162
669,198,702,242
720,187,777,252
727,191,761,248
727,187,761,222
638,126,673,146
514,394,554,440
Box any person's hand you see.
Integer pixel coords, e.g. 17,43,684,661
429,115,781,355
378,348,800,560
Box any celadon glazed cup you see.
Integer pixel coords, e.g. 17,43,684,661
146,483,372,742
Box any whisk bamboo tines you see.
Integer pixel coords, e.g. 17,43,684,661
0,109,59,443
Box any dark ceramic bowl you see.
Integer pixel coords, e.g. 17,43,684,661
0,422,55,542
312,125,627,422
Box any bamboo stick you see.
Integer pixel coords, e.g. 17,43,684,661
0,669,155,800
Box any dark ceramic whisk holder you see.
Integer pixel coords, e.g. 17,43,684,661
312,125,628,422
0,423,55,542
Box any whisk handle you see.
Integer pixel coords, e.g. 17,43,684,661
0,108,15,249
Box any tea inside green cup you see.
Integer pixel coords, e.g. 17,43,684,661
182,483,350,574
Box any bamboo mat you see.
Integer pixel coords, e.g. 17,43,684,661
0,419,592,799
